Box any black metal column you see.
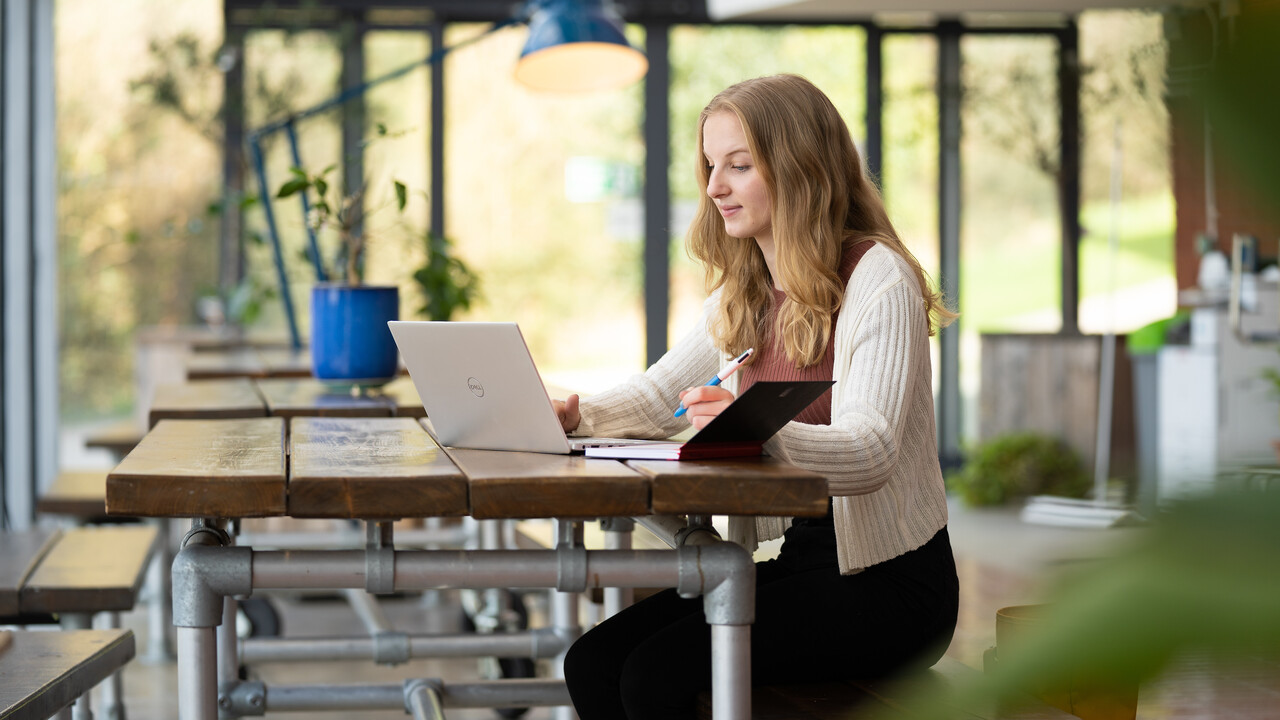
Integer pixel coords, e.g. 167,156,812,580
864,25,883,184
340,11,366,239
643,22,671,367
429,20,446,237
1058,20,1081,335
937,21,963,467
219,7,246,296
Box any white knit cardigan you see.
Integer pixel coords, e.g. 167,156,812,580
574,244,949,573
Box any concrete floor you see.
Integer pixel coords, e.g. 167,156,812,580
89,502,1280,719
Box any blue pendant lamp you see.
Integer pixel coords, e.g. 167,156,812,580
514,0,649,92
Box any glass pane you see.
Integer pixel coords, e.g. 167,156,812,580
241,29,343,335
362,31,431,294
960,34,1062,335
883,33,948,435
1078,11,1174,334
669,24,867,345
444,23,646,392
55,0,225,464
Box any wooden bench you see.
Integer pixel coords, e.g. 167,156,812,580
0,525,160,720
695,656,1075,719
35,471,111,522
82,419,146,460
0,628,136,720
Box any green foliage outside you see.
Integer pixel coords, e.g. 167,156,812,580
413,233,480,322
946,432,1092,506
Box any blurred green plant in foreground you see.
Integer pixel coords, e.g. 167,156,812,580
871,487,1280,719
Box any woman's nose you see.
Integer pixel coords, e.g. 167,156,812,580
706,170,727,198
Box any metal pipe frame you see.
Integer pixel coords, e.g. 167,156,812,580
239,627,568,664
173,539,755,719
224,678,571,715
233,524,469,550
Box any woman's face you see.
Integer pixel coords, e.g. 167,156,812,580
702,111,772,244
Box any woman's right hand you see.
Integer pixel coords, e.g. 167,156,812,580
552,394,580,433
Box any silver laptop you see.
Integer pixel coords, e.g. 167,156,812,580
388,321,651,454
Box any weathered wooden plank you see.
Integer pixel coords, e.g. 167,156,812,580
0,529,61,617
380,376,426,418
255,378,395,418
21,525,159,614
289,417,468,518
35,471,109,519
147,379,267,427
444,447,649,520
0,629,135,720
632,457,828,517
106,418,287,518
83,418,146,458
256,348,312,378
185,347,268,380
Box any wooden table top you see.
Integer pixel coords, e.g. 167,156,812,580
106,416,827,521
148,379,266,427
148,377,425,426
289,417,467,518
108,418,287,518
185,347,312,380
0,629,136,720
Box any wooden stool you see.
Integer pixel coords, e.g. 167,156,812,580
0,628,136,720
0,525,159,720
36,471,110,522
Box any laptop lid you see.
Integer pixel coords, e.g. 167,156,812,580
388,321,574,454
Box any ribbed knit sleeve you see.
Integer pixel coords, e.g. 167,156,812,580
573,296,722,440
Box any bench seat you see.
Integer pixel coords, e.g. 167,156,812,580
0,628,135,720
35,470,111,521
0,525,159,618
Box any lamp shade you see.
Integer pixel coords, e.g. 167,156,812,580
515,0,648,92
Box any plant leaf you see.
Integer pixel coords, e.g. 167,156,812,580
276,177,309,198
394,180,407,212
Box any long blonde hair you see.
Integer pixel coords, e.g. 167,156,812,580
687,74,955,367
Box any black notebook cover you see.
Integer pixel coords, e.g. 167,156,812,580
585,380,833,460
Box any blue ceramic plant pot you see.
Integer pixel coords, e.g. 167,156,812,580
310,284,399,386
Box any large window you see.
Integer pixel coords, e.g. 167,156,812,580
442,23,647,392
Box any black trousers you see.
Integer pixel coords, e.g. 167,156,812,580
563,510,960,720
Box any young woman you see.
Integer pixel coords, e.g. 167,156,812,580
554,74,959,720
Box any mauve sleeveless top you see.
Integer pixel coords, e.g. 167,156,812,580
738,239,875,426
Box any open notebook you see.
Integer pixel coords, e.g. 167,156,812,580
585,380,833,460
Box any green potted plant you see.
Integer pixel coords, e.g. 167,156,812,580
276,162,408,387
412,231,480,322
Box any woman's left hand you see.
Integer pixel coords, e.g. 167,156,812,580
678,385,735,430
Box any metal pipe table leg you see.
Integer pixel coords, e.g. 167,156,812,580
711,624,751,720
178,626,219,720
218,597,239,686
99,611,126,720
145,517,174,662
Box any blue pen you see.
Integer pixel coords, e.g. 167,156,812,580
674,348,754,418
